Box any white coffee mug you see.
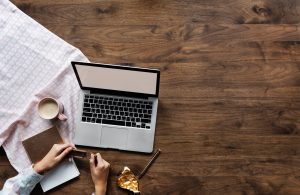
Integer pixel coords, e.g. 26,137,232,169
37,97,67,121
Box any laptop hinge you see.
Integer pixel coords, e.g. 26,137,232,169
89,89,150,99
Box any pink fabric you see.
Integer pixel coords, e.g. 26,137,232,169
0,0,89,172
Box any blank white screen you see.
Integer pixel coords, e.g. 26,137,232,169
76,65,157,95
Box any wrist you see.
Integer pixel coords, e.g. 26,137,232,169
33,162,46,174
95,184,107,195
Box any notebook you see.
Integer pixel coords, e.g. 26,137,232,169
22,126,80,192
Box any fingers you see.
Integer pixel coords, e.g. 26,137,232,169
70,143,76,148
96,153,110,168
57,146,73,161
103,159,110,168
53,143,73,154
96,153,104,166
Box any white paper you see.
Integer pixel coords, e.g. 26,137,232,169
40,158,80,192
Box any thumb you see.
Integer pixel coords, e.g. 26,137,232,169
89,153,95,170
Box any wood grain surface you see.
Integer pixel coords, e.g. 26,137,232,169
1,0,300,194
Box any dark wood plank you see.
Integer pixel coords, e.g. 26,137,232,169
1,0,300,194
12,0,300,25
50,25,300,63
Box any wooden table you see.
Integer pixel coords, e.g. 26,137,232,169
1,0,300,194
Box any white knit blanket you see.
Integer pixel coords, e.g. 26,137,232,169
0,0,89,172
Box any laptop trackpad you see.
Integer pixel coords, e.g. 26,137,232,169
100,126,128,149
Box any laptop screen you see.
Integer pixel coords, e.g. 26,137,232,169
72,62,160,97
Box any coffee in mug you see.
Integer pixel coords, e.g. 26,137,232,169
38,97,67,121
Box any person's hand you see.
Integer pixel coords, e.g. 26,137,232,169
90,153,110,195
33,143,74,174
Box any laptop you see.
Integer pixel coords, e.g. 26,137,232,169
71,61,160,153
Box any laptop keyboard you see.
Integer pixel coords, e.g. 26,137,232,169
81,94,153,129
